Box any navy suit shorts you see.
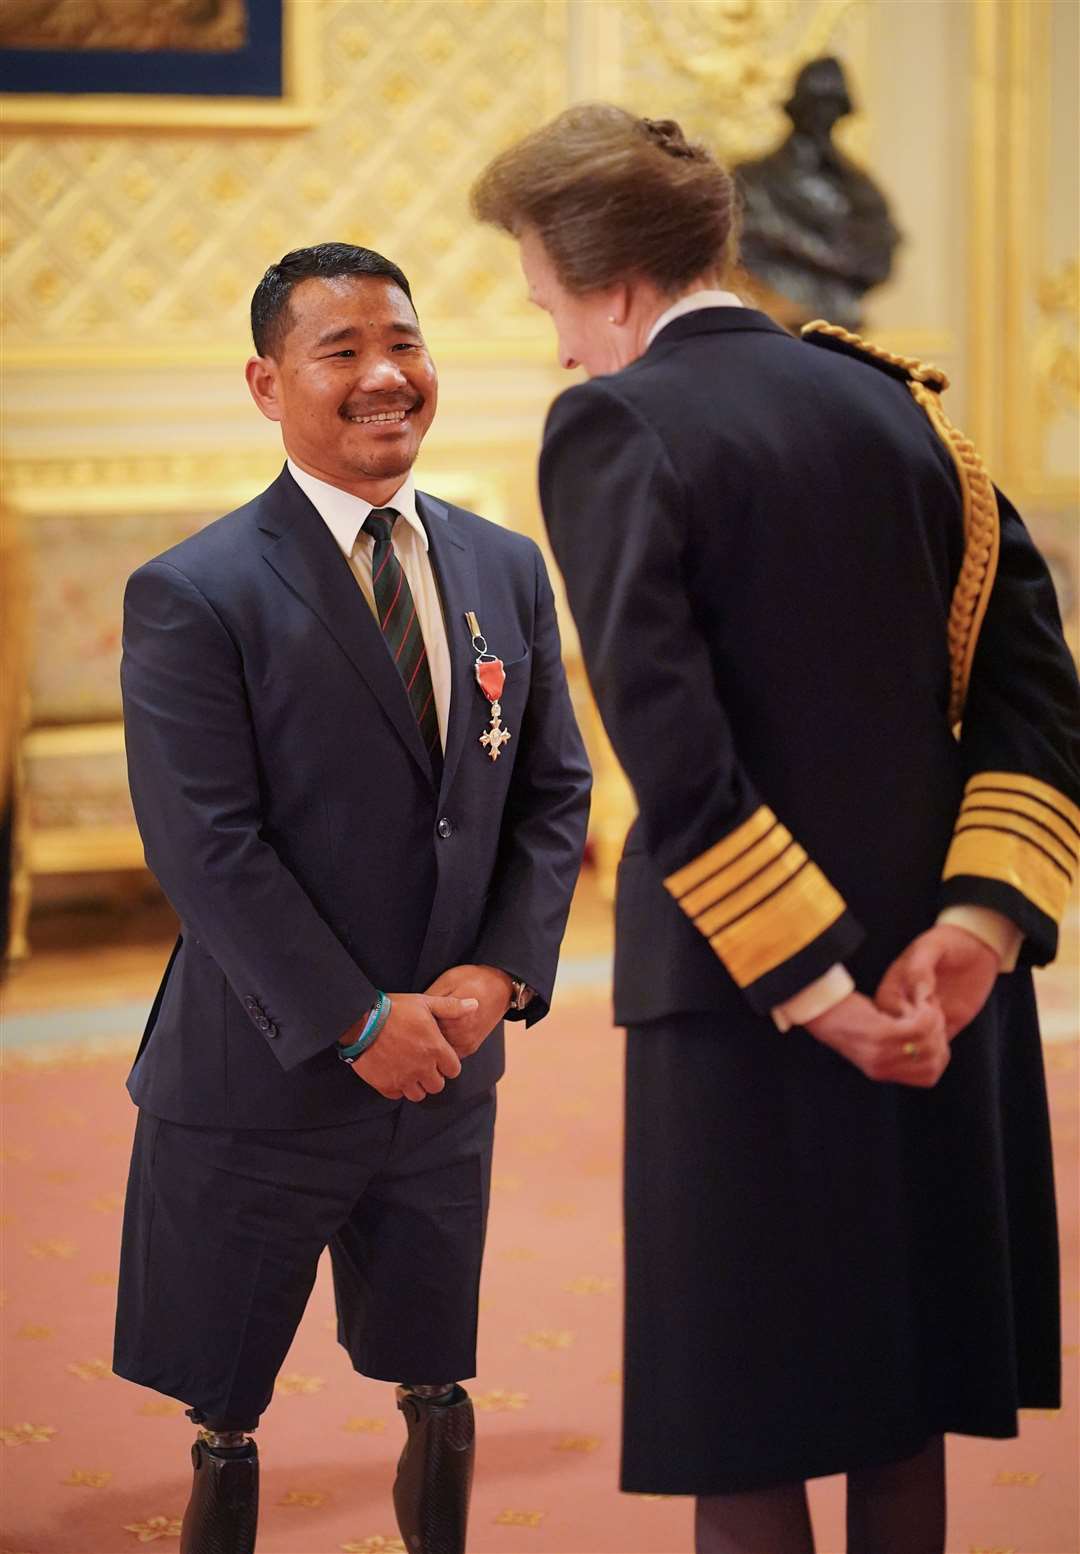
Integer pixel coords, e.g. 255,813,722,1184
113,1088,495,1430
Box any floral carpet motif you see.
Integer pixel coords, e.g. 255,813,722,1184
1,981,1076,1553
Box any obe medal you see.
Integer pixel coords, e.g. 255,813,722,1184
466,612,512,762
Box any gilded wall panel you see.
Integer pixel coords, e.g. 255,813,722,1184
1015,0,1078,501
614,0,865,159
1,0,567,366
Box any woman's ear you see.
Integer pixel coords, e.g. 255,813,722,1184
607,282,631,327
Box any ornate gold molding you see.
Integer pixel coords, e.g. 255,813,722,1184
970,0,1078,501
625,0,865,158
6,449,282,515
1,320,559,371
1035,258,1080,417
4,449,523,534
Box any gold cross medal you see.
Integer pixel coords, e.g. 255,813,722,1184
466,611,511,761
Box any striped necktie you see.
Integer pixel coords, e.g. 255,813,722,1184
362,507,442,778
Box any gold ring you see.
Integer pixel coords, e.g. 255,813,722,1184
902,1040,918,1058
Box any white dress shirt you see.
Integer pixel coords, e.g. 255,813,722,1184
646,288,745,348
287,459,452,751
640,295,1022,1028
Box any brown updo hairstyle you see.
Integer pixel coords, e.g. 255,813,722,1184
470,103,739,296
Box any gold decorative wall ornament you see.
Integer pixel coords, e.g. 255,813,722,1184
628,0,862,160
972,0,1079,506
1034,258,1080,418
801,321,1000,729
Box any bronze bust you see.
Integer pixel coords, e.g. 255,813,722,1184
735,57,901,330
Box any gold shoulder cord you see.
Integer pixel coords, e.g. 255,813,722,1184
801,321,1000,730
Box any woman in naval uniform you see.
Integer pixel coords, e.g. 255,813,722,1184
472,106,1080,1554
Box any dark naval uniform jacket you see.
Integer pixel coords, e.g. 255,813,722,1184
538,304,1080,1492
540,308,1079,1025
121,466,591,1130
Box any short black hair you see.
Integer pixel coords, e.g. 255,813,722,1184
250,242,415,359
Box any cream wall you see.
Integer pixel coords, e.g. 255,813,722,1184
2,0,1077,903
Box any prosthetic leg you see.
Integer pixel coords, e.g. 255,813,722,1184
393,1383,475,1554
180,1414,259,1554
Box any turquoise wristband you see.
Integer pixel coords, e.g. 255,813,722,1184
338,991,391,1063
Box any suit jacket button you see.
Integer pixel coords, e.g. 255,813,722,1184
437,816,453,839
244,995,258,1012
256,1015,270,1031
266,1023,279,1039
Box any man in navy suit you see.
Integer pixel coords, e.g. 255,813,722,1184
113,243,591,1554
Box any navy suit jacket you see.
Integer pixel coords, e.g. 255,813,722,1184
121,466,591,1128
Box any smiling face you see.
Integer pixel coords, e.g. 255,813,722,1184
245,273,438,501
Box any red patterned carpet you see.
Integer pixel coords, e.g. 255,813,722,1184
2,984,1077,1554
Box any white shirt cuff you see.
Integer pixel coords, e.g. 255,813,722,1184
772,963,855,1032
936,906,1022,971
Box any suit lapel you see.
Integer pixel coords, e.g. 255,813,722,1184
418,492,480,801
261,470,436,784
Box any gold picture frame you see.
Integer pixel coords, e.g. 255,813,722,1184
0,0,318,133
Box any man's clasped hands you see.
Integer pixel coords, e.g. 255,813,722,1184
345,924,1002,1101
341,964,513,1103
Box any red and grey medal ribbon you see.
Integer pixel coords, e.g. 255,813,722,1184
466,611,512,761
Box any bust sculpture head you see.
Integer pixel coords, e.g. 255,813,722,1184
734,55,901,330
784,56,853,140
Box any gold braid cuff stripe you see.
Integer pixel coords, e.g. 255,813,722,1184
963,771,1080,842
665,806,847,988
801,321,1000,728
664,807,779,899
944,771,1080,924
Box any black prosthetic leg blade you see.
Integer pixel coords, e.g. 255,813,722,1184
393,1386,475,1554
180,1439,259,1554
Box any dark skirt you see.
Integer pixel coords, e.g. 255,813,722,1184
620,972,1060,1495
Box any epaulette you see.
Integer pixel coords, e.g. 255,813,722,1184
801,319,949,391
801,320,997,730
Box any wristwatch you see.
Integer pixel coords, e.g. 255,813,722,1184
509,977,535,1012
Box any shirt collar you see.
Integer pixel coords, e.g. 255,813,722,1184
286,459,428,556
645,288,745,349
